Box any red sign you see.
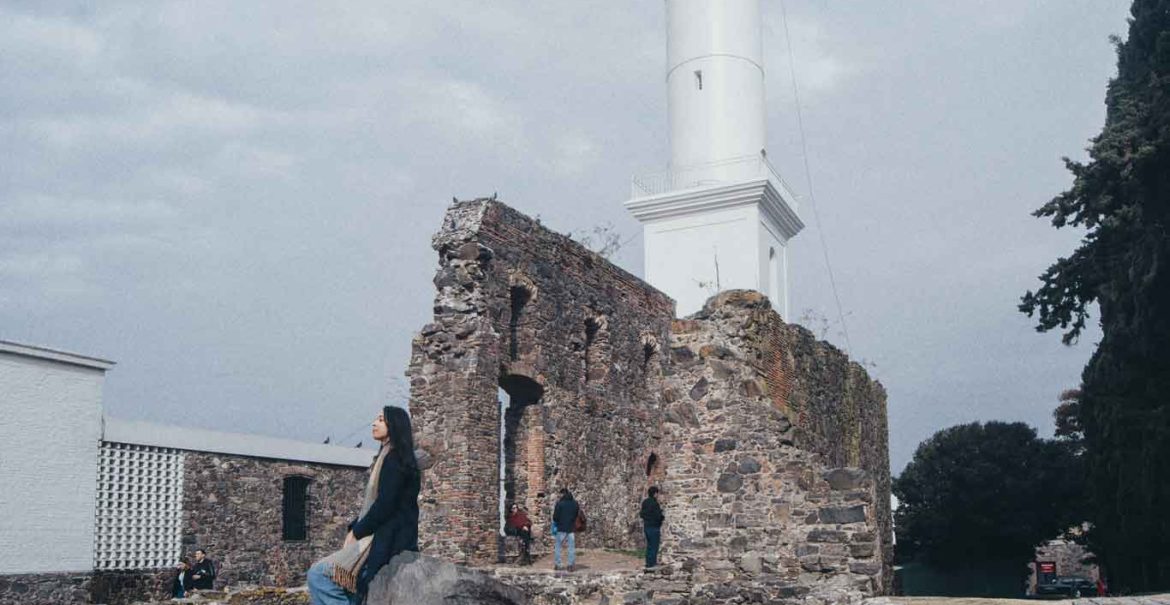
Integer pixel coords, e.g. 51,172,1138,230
1039,562,1056,573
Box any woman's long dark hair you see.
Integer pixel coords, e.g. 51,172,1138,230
383,405,418,471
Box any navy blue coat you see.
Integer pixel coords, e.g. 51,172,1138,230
350,454,420,595
553,497,579,533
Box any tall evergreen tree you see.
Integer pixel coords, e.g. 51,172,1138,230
1020,0,1170,591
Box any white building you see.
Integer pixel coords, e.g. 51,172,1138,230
0,340,114,574
626,0,804,318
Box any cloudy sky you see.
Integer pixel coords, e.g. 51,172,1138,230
2,1,1129,472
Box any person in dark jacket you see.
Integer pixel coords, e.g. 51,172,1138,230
505,503,534,564
171,560,192,598
552,488,580,572
639,487,665,570
189,549,216,590
307,406,420,605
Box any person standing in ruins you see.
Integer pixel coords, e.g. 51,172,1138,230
552,488,580,572
640,486,665,571
307,406,420,605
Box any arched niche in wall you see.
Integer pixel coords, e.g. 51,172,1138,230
497,372,546,547
508,274,538,362
583,314,610,385
641,333,662,379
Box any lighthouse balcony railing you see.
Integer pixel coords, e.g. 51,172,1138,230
630,153,798,209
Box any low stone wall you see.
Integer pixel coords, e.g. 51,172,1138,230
0,572,90,605
182,453,367,588
0,569,170,605
90,570,173,604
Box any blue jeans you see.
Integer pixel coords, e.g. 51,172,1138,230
307,561,359,605
554,531,576,568
644,526,661,568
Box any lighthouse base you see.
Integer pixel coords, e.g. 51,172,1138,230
625,177,804,318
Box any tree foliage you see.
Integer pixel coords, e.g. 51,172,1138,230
1019,0,1170,591
893,422,1084,571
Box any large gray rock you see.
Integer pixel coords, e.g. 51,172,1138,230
365,552,529,605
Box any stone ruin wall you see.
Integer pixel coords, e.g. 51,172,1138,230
659,292,890,599
408,199,892,598
409,200,675,563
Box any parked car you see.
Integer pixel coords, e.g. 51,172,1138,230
1036,576,1096,598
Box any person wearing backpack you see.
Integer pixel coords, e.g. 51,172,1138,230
552,488,581,572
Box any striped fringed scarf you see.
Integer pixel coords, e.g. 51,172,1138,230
318,443,390,593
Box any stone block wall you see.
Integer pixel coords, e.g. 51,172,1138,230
410,199,675,564
695,291,894,589
0,572,91,605
181,453,366,588
658,291,888,598
0,569,173,605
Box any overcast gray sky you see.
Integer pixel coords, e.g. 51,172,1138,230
1,1,1129,472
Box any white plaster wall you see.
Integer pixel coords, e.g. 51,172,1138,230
643,204,761,317
757,219,790,320
0,352,105,573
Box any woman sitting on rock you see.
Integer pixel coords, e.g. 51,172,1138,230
308,406,420,605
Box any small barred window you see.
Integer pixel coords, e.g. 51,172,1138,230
282,476,310,541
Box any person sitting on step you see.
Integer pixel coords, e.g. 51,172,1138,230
504,503,534,565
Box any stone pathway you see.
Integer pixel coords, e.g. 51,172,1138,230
1072,596,1170,605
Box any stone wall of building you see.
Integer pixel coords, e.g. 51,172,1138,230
89,570,174,605
658,291,887,598
181,452,367,588
410,200,676,564
700,292,894,589
0,572,91,605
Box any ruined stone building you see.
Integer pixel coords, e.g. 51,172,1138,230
410,199,892,601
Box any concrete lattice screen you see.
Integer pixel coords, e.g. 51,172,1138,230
95,443,185,570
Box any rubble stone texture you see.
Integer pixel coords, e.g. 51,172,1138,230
182,453,366,589
409,199,892,601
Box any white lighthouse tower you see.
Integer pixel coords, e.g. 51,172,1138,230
625,0,804,318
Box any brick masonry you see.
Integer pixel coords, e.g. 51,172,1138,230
409,199,892,600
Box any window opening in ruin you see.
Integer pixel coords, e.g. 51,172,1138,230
585,318,599,379
584,316,608,385
695,70,703,90
768,247,780,305
282,476,310,541
646,452,659,477
497,374,544,559
641,334,660,376
509,285,532,361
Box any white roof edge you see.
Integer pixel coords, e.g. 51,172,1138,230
0,338,116,371
102,417,372,468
